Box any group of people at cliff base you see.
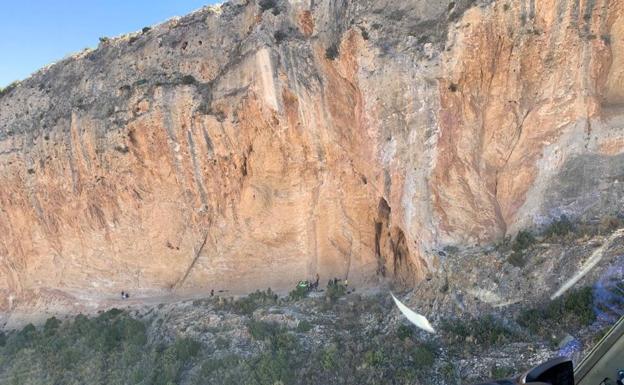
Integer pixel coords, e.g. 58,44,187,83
118,275,349,301
328,277,349,291
298,274,350,292
298,274,320,292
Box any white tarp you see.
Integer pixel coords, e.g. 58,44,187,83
391,293,435,333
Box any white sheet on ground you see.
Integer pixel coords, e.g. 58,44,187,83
391,293,435,333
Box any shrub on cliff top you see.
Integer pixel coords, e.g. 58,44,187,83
0,81,19,96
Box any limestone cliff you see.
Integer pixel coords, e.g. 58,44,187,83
0,0,623,315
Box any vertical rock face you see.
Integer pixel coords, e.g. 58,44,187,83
0,0,623,313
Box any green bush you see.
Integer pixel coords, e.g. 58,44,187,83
181,74,197,85
326,280,346,302
508,230,536,267
412,342,436,367
513,230,536,252
199,354,241,378
396,324,414,340
364,349,385,367
0,81,18,96
440,362,458,385
258,0,280,14
296,320,313,333
248,320,283,341
321,345,339,370
252,348,295,385
491,364,514,379
174,337,201,361
325,44,340,60
274,30,288,43
440,315,521,348
517,287,595,337
44,317,61,336
227,288,278,315
8,323,39,351
599,215,622,234
197,354,253,385
86,311,147,351
544,215,574,239
215,335,230,349
231,295,261,315
0,309,201,385
289,285,308,301
507,251,526,267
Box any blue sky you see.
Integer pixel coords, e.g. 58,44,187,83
0,1,218,87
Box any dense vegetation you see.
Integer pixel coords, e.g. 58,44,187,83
517,287,596,338
0,309,201,385
439,314,523,354
0,291,441,385
501,213,624,267
0,283,602,385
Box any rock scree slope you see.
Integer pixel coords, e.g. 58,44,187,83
0,0,623,315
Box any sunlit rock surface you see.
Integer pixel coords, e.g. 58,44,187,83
0,0,623,315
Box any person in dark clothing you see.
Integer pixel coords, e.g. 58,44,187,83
121,291,125,300
124,292,129,299
210,289,214,297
